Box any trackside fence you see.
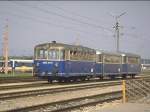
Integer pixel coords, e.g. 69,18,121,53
122,78,150,104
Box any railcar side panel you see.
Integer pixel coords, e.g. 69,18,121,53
103,64,121,75
65,61,96,77
127,64,141,74
94,63,103,76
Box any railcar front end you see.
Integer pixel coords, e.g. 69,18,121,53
33,42,98,83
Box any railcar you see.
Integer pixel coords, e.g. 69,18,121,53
10,59,33,73
96,51,122,79
96,51,141,79
121,53,141,78
33,41,97,83
34,41,141,83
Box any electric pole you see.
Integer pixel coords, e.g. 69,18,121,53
114,21,120,52
112,12,126,52
3,19,9,74
75,34,80,46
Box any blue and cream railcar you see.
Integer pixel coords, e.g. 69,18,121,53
121,53,141,78
33,41,97,82
10,59,33,73
96,51,122,79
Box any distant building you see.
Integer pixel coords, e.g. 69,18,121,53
141,59,150,70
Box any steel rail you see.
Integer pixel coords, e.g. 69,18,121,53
0,81,121,100
7,91,122,112
1,75,149,90
1,76,150,101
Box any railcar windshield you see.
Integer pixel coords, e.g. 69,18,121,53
35,48,65,60
15,62,33,67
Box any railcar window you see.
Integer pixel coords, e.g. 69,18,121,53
98,55,102,62
44,51,48,59
123,57,126,63
128,57,139,64
60,50,65,60
0,62,12,67
15,62,32,67
48,49,59,60
70,50,95,61
8,62,12,67
39,50,44,59
104,55,121,63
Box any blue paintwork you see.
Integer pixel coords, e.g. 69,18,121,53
34,60,103,78
34,60,65,77
103,64,121,75
65,61,95,76
34,60,141,79
94,63,103,76
122,64,127,74
127,64,141,74
122,64,141,74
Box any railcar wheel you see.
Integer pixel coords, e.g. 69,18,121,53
48,79,53,84
131,74,135,79
81,77,86,81
110,75,115,80
58,79,63,83
122,75,127,79
64,78,70,83
72,78,77,82
86,75,91,81
99,76,103,80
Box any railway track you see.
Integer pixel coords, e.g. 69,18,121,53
0,81,121,100
0,73,148,84
7,91,122,112
1,75,150,101
1,75,150,112
0,75,149,91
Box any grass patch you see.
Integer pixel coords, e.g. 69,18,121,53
0,73,33,78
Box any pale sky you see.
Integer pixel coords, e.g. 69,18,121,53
0,1,150,58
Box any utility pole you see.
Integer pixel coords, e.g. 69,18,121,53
3,19,9,74
112,12,126,52
75,34,80,46
114,21,120,52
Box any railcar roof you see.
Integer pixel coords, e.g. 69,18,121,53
118,51,140,57
96,50,140,57
96,50,122,56
35,42,95,52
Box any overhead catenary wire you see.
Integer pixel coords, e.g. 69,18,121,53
1,2,149,52
0,11,115,55
1,2,114,39
11,1,113,33
2,10,114,40
41,2,112,25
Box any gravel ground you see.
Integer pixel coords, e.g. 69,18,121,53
71,100,150,112
70,100,122,112
0,85,121,111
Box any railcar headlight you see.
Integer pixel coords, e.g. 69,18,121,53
55,62,58,67
36,63,39,66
